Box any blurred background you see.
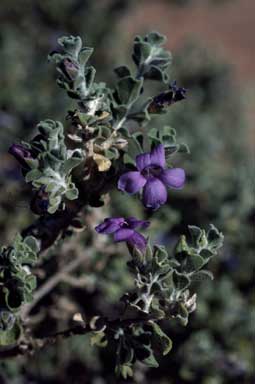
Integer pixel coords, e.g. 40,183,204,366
0,0,254,383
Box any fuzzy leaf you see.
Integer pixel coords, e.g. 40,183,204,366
133,32,172,82
172,270,190,292
150,322,172,356
0,323,21,347
116,76,143,106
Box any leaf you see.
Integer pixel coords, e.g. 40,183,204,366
186,253,205,273
200,248,214,260
25,274,37,292
191,270,214,282
165,144,179,157
14,235,39,265
146,31,166,46
188,225,203,245
176,303,189,326
125,135,143,160
149,303,165,320
63,156,83,174
153,245,168,264
119,364,133,379
114,66,131,78
175,235,189,255
150,322,172,356
123,153,136,166
197,230,208,249
207,224,224,251
137,345,159,368
23,236,40,254
25,158,39,169
132,32,172,82
178,143,190,154
116,76,143,106
143,352,159,368
131,247,145,268
79,47,94,66
0,323,21,347
85,66,96,91
5,282,24,310
58,35,82,58
172,270,190,292
25,169,42,183
90,331,108,348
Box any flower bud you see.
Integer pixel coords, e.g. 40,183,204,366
62,58,80,80
8,144,33,169
30,188,49,215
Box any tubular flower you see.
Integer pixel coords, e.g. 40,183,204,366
118,144,185,210
95,217,150,251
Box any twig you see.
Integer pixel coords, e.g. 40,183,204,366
21,242,119,321
0,315,156,360
20,247,93,321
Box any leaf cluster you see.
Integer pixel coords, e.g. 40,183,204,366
49,35,108,112
0,235,39,346
98,225,223,378
23,119,83,213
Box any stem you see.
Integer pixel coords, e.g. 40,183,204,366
134,274,158,313
0,316,157,360
20,247,94,321
21,200,83,252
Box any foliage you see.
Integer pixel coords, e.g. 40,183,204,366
0,2,253,384
0,29,226,381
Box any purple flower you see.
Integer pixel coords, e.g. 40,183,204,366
118,144,185,210
95,217,150,251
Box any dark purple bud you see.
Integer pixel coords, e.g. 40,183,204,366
148,81,187,113
169,80,187,102
8,144,33,169
61,58,80,80
30,188,49,215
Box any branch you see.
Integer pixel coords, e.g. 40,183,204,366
21,243,118,321
0,323,91,360
21,201,82,252
0,316,156,360
20,245,94,320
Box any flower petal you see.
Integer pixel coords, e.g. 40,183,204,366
95,217,124,234
136,152,152,171
160,168,185,189
127,232,147,251
142,177,167,210
118,171,146,194
114,228,134,242
150,144,165,168
126,217,150,230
